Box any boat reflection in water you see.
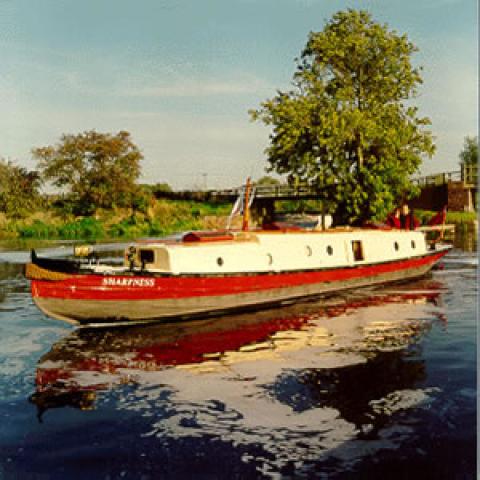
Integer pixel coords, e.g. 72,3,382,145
31,277,445,418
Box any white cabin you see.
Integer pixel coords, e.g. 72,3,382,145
124,229,428,275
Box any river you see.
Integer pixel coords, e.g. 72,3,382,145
0,233,476,479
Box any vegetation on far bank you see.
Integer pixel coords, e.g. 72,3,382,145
415,209,478,227
1,200,476,242
0,199,231,240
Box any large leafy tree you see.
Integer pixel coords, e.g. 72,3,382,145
0,159,41,218
33,130,143,215
251,9,435,224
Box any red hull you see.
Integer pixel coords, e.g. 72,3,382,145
32,250,448,302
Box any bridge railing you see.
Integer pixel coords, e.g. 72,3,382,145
411,171,461,186
411,165,477,187
210,184,323,199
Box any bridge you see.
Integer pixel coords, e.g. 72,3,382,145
410,163,477,212
156,163,477,212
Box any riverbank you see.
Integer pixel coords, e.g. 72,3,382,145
0,199,231,240
1,201,476,241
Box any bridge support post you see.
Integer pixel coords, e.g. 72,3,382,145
448,181,476,212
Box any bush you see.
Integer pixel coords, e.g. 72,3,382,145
19,220,58,238
107,215,152,238
57,217,105,239
131,191,151,214
147,220,165,236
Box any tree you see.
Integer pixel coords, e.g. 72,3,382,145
256,175,281,186
145,182,173,198
251,9,435,224
0,159,41,218
33,130,143,215
459,136,478,165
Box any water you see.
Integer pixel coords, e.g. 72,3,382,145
0,236,476,479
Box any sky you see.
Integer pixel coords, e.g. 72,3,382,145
1,0,477,189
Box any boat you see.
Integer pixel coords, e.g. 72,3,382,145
25,182,452,326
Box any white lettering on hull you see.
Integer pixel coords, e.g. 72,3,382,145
102,277,155,287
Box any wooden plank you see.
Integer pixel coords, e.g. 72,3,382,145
417,224,455,232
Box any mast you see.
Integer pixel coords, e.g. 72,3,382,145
242,177,252,232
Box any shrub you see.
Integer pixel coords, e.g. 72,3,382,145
57,217,104,239
19,220,58,238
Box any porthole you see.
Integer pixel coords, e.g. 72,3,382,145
267,253,273,265
394,242,399,251
306,245,312,257
326,245,333,256
217,257,224,266
411,240,416,249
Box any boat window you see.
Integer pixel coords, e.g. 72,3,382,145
139,249,154,264
326,246,333,256
394,242,399,251
217,257,224,267
306,246,312,257
351,241,364,261
411,240,416,249
267,253,273,265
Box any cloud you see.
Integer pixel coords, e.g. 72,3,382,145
115,75,274,98
126,81,258,97
8,49,274,101
420,0,464,7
